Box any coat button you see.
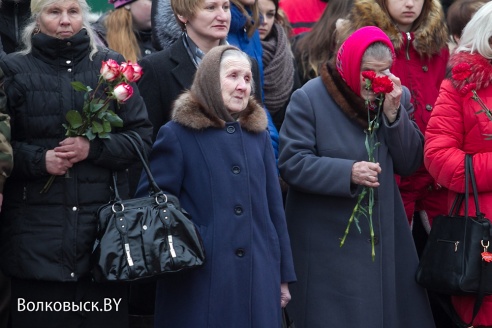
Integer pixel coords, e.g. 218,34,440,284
67,68,72,72
425,104,433,111
422,65,428,72
66,42,71,46
226,126,235,134
234,206,243,215
66,60,71,64
70,272,75,278
145,49,152,55
232,166,241,174
235,248,245,257
72,206,77,211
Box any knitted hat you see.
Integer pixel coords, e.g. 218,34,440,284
109,0,137,9
336,26,395,97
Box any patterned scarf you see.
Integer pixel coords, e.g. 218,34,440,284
261,23,294,114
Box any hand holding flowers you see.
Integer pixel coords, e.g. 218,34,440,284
40,59,143,193
339,70,395,261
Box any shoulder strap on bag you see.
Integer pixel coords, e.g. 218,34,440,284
465,154,489,327
120,131,163,196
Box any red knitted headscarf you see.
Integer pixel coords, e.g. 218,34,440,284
336,26,395,97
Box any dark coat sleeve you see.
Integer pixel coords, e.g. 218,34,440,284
381,86,424,177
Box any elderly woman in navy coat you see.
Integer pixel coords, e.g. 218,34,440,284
136,45,295,328
279,26,434,327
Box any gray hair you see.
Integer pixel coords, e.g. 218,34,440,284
220,49,255,95
456,1,492,58
20,0,99,59
362,42,393,64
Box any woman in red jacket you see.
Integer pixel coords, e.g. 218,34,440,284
425,2,492,326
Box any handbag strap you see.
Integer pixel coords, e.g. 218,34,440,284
464,154,489,327
120,131,163,195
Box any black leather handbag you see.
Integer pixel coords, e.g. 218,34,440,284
92,132,205,282
415,155,492,325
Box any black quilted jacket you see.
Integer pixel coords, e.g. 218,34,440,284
0,29,152,281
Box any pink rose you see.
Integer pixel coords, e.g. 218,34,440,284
100,59,121,82
130,62,143,82
113,82,133,103
120,62,135,82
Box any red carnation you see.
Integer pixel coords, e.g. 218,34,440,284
372,76,394,94
452,63,472,81
362,70,376,81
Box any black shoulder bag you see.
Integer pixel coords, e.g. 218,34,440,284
92,132,206,282
416,154,492,326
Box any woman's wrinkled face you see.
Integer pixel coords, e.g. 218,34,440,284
130,0,152,31
38,0,83,39
360,56,393,101
220,56,252,114
181,0,231,46
258,0,275,40
386,0,424,32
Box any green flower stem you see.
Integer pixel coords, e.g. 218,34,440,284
340,187,367,248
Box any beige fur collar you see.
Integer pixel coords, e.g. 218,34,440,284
171,91,268,133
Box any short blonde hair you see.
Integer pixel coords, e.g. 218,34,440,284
456,1,492,58
170,0,204,30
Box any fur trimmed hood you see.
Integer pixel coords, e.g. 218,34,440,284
320,62,372,129
340,0,448,57
151,0,182,51
448,52,492,93
172,91,268,133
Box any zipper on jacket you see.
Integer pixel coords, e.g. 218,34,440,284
437,239,460,252
405,32,411,60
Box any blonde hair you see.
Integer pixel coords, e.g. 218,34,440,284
22,0,98,58
105,7,141,62
170,0,204,30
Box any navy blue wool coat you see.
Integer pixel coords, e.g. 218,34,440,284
136,93,296,328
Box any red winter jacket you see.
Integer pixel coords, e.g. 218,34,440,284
425,51,492,326
392,32,449,223
279,0,327,35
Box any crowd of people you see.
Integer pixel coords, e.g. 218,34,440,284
0,0,491,327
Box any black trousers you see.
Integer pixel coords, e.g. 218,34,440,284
10,278,128,328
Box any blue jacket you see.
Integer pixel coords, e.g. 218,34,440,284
228,3,279,160
136,92,295,328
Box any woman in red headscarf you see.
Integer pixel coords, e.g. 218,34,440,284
279,26,434,327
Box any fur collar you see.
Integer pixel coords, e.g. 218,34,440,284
172,91,268,133
320,62,372,129
344,0,448,57
448,52,492,93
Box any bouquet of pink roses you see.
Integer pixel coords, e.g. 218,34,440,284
41,59,143,193
63,59,143,140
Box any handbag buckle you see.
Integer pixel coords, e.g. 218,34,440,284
481,240,490,252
